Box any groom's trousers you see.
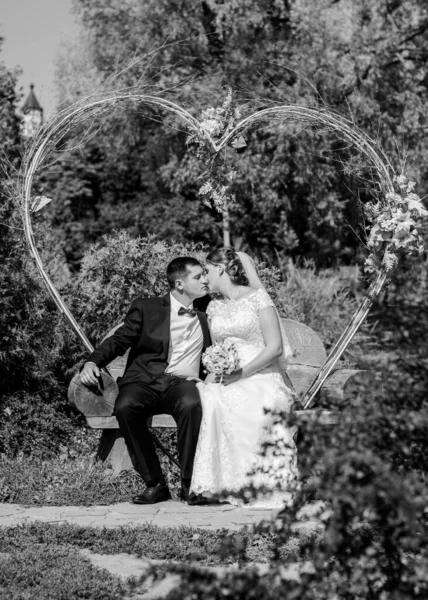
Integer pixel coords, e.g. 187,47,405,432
114,374,202,486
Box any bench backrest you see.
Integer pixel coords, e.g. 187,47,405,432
281,319,327,396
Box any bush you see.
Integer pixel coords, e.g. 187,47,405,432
280,258,364,352
0,207,79,458
0,391,91,459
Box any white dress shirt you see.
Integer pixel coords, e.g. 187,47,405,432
165,293,204,378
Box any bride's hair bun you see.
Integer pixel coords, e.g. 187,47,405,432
206,248,249,286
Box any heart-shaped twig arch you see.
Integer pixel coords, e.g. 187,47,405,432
21,92,397,408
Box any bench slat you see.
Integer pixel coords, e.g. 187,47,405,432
86,414,176,429
294,410,340,425
320,368,374,402
86,411,340,429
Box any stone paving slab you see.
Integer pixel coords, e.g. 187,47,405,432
81,548,276,599
0,500,277,530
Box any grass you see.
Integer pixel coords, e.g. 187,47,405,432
0,521,322,599
0,455,144,505
0,521,282,565
0,541,126,600
0,434,182,505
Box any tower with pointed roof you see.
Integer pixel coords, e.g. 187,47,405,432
22,84,43,138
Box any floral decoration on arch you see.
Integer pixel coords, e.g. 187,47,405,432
364,175,428,275
186,87,246,211
187,91,428,281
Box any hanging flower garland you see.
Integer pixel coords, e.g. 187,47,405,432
186,87,246,211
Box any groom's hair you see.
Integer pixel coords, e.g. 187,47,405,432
167,257,202,290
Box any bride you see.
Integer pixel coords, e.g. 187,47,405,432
190,248,299,508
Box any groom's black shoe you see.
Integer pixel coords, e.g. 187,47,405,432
132,479,171,504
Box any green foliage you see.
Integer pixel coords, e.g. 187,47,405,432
45,0,428,272
0,391,88,460
0,44,78,458
0,46,26,394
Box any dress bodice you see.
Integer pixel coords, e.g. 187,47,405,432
207,288,275,367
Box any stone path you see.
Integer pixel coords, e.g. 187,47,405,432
1,501,324,599
0,500,278,530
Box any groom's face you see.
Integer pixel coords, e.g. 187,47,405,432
179,265,208,299
205,262,221,291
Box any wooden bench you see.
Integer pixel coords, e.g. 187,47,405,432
68,319,372,473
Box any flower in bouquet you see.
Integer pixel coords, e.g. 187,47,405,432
202,340,240,380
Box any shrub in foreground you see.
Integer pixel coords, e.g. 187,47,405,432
162,266,428,598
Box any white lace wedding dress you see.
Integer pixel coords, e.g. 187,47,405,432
191,288,299,508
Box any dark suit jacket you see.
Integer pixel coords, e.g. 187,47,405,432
87,294,211,388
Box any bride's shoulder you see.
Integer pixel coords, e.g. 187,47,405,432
250,287,275,311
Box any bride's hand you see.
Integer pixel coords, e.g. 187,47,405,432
221,368,243,386
205,373,216,383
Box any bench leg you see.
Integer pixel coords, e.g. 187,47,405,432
97,429,133,475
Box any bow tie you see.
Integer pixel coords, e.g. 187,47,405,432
178,306,198,317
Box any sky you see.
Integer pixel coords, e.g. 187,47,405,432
0,0,80,116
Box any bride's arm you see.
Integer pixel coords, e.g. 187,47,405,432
203,317,217,383
223,307,283,385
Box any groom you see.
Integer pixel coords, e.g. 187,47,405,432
80,257,211,504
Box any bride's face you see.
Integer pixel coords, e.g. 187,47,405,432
205,262,222,292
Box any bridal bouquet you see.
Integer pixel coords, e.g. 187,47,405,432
202,340,240,381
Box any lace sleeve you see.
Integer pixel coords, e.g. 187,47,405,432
253,288,275,312
206,300,219,319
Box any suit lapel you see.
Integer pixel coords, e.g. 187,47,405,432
197,311,211,349
161,293,171,359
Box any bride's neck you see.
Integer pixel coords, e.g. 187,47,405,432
219,282,243,300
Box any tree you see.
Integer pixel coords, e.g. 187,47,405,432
42,0,428,270
0,38,27,392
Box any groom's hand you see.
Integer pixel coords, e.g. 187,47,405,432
221,369,243,386
81,362,101,386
